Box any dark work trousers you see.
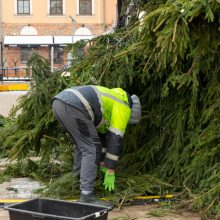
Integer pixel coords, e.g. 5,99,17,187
52,99,102,192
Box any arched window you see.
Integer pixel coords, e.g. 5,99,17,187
20,26,38,35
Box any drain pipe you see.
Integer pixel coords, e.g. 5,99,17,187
50,36,54,73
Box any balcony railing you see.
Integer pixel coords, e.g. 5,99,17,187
0,66,32,81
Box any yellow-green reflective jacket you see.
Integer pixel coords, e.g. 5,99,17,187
54,85,132,169
95,86,131,135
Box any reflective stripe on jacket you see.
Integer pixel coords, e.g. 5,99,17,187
53,85,131,169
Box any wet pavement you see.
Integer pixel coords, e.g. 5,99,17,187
0,178,41,199
0,177,40,220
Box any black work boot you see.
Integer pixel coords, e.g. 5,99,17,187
79,192,113,208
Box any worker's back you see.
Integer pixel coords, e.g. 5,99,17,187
53,85,132,134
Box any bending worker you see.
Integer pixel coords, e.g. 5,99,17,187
52,85,141,207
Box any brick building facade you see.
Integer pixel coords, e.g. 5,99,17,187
0,0,117,78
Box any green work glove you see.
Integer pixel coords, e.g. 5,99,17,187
103,171,115,192
100,166,107,173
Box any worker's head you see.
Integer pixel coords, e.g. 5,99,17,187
129,94,142,124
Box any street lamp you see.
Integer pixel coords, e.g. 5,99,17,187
69,15,76,43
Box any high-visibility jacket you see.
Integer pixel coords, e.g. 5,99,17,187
54,85,132,169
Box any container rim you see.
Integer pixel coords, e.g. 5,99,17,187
4,197,112,220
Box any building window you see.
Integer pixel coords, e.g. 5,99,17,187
17,0,30,14
54,47,64,64
50,0,63,15
79,0,92,15
21,47,33,64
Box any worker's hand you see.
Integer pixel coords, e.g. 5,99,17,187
100,166,107,173
99,162,107,173
103,170,115,192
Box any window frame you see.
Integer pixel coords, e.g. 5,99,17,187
53,47,64,64
16,0,32,15
77,0,94,16
48,0,65,15
20,47,34,64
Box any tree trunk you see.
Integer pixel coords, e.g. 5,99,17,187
117,0,125,27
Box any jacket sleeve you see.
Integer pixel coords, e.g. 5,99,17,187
98,133,107,162
104,102,131,170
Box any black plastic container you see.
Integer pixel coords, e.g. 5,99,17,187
5,198,112,220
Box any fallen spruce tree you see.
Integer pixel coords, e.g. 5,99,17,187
0,0,220,218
